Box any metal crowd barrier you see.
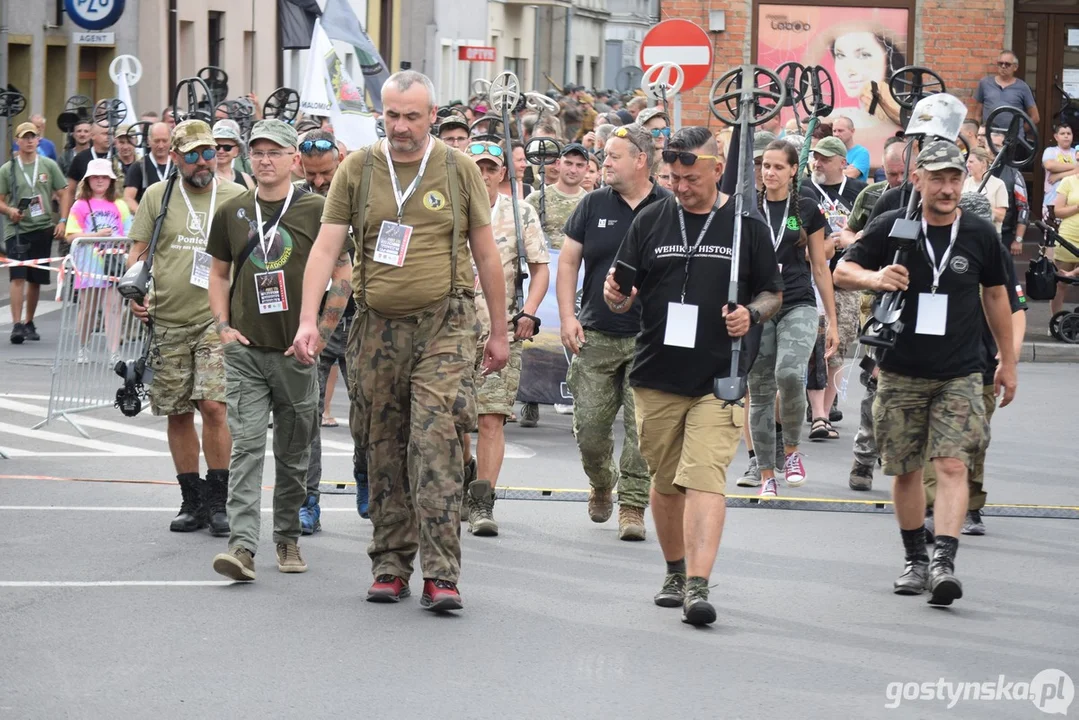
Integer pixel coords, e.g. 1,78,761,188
32,236,150,437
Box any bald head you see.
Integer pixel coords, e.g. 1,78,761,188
882,140,908,188
149,122,172,161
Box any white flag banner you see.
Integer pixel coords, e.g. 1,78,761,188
299,20,377,151
109,55,141,128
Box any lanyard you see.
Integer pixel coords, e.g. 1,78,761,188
255,183,296,262
177,178,219,243
151,157,171,183
17,156,39,192
384,137,434,222
812,177,847,213
765,198,790,251
921,216,960,293
676,199,721,302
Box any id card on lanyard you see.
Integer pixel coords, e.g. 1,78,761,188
766,199,790,273
17,156,45,218
376,139,434,267
254,185,296,313
178,179,218,288
664,201,720,348
813,178,849,230
915,217,960,336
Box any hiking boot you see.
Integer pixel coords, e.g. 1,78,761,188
784,451,807,487
962,509,985,536
204,474,229,537
654,571,686,607
170,476,207,532
367,574,410,603
893,558,929,595
299,494,321,535
927,559,963,606
849,461,874,491
460,458,477,521
421,579,463,611
466,480,498,537
276,542,307,573
682,577,716,626
829,402,843,423
588,487,613,523
355,472,370,519
212,546,255,582
9,322,25,344
23,321,39,341
736,455,761,488
618,505,646,541
519,402,539,428
759,477,779,498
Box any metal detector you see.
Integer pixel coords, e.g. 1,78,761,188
793,66,835,188
524,137,562,227
262,88,300,125
93,98,128,160
708,65,786,403
197,66,230,109
524,91,560,135
641,62,684,137
982,105,1039,192
173,77,215,124
888,66,946,129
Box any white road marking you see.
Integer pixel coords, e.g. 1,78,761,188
0,581,236,587
0,301,62,328
0,421,161,456
0,397,170,442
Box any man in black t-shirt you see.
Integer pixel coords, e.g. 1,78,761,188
123,122,173,210
835,141,1018,608
558,124,669,542
606,127,783,626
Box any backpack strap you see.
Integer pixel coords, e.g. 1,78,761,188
352,143,377,306
445,147,462,289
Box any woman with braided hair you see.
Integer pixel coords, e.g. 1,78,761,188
749,140,839,497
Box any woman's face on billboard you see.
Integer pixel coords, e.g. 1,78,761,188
832,31,888,98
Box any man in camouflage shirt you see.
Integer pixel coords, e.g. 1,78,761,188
459,141,550,536
525,142,589,251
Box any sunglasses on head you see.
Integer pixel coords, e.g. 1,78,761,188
661,150,720,165
182,148,218,163
650,127,671,138
299,139,335,154
466,143,504,158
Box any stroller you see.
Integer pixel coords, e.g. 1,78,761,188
1028,218,1079,342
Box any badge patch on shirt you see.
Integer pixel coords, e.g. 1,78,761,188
423,191,446,211
187,211,207,236
949,255,969,274
39,173,48,183
597,219,606,228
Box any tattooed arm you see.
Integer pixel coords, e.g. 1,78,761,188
748,290,782,324
313,251,353,353
208,257,250,345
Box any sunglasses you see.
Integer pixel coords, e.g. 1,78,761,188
661,150,721,165
650,127,671,138
466,143,504,158
997,61,1016,67
300,139,335,154
182,148,218,163
216,144,237,152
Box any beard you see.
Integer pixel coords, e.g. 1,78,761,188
184,167,214,188
811,170,828,185
389,135,422,154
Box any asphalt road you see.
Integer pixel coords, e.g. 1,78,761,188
1,307,1077,719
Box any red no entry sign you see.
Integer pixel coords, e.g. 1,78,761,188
639,19,714,92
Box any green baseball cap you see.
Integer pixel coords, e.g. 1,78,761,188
917,140,966,172
812,136,848,159
753,131,777,158
249,119,298,148
171,120,215,153
438,113,469,134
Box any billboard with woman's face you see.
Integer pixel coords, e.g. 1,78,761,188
757,5,909,160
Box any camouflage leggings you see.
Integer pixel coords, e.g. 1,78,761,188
748,305,818,471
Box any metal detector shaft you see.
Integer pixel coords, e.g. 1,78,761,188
497,80,527,310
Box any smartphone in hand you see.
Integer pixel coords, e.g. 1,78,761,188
613,260,636,297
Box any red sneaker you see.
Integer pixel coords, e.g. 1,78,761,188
421,579,463,612
367,574,410,603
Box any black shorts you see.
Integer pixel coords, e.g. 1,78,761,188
6,227,55,285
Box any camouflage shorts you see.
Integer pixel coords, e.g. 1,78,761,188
829,289,863,368
472,339,523,417
872,370,987,477
147,320,226,416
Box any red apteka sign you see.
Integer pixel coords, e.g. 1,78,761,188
459,46,496,62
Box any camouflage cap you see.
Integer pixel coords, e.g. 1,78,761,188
812,136,848,159
917,140,966,172
753,131,778,158
171,120,215,153
249,119,298,148
637,107,669,126
438,112,469,134
464,140,505,167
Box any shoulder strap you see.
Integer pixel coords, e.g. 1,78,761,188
352,144,377,304
445,147,461,285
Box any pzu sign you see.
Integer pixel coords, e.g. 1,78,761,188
65,0,126,31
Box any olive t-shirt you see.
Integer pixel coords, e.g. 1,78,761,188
321,139,491,318
206,189,325,351
128,179,246,327
0,156,67,239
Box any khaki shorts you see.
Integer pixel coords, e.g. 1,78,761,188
473,339,523,417
829,289,863,369
872,370,987,477
148,320,226,416
633,386,743,496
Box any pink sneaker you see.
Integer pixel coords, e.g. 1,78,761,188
785,451,807,487
759,478,779,497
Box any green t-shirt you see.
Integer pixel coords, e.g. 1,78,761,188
128,178,247,327
0,156,67,239
206,188,325,351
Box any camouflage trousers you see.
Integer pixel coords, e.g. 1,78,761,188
924,383,996,511
348,294,478,584
565,329,649,509
829,289,863,369
748,305,818,470
305,316,366,498
852,369,879,467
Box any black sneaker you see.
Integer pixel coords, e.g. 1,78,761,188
924,508,936,545
927,560,963,607
519,402,540,428
829,406,843,423
681,577,716,626
654,571,686,608
962,509,985,536
848,461,873,491
893,558,929,595
9,322,25,344
22,321,40,341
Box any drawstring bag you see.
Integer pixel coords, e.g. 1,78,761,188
1026,252,1058,301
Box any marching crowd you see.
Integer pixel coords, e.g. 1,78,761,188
0,52,1060,625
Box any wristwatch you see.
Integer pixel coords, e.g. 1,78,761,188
748,307,761,326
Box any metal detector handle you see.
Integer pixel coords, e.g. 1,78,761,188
490,71,528,311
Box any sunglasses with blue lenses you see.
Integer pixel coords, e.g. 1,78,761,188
300,139,335,154
182,147,218,163
649,127,671,138
467,143,504,158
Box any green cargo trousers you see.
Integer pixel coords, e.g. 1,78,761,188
222,342,319,554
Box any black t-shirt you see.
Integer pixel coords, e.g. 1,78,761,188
564,183,672,337
125,157,172,203
616,195,783,397
761,195,826,309
844,209,1009,380
66,148,108,184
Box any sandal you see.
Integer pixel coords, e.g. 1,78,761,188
321,416,339,428
809,418,830,440
824,421,839,440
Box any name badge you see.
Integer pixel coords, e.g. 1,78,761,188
190,249,212,288
255,270,288,314
373,220,413,267
915,293,947,336
664,302,698,348
28,195,45,218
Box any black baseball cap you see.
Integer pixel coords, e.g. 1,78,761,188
561,142,589,160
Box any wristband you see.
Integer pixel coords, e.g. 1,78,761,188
59,217,67,222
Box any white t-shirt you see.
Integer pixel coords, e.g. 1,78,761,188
963,174,1008,233
1042,146,1077,207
